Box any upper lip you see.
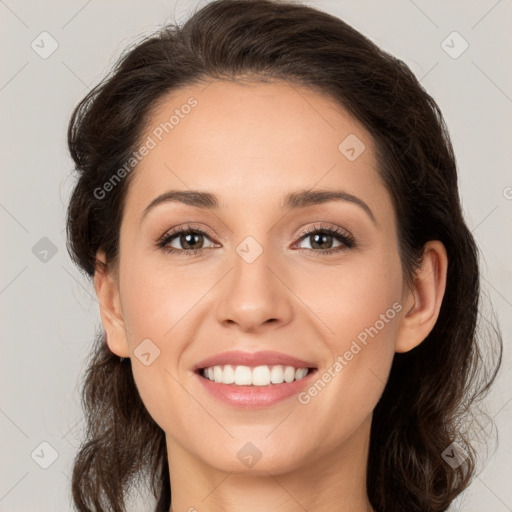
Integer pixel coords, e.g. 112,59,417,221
193,350,317,371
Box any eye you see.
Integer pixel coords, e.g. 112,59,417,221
156,222,355,256
293,223,355,254
156,225,217,255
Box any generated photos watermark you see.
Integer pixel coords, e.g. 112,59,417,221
298,301,403,405
93,96,198,200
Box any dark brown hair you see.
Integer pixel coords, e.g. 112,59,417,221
65,1,502,510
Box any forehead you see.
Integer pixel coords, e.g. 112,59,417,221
123,79,390,221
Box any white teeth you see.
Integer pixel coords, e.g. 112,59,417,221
252,365,270,386
270,365,283,384
222,364,235,384
234,365,252,385
284,366,295,383
213,366,223,383
201,364,311,386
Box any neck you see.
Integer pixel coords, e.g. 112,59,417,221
166,414,374,512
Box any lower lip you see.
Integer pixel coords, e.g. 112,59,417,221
194,369,318,408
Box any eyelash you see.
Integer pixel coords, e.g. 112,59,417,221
155,223,356,256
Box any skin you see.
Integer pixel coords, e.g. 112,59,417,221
94,79,448,512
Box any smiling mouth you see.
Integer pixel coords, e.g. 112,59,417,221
195,364,317,386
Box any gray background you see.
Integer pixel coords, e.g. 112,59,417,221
1,0,511,510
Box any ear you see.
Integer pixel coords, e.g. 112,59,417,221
395,240,448,353
93,250,130,358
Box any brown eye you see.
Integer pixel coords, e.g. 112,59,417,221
294,224,355,255
300,232,339,250
157,227,216,254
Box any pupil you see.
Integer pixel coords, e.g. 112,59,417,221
182,233,202,250
312,233,332,249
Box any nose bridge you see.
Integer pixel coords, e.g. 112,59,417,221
234,234,273,289
215,231,292,331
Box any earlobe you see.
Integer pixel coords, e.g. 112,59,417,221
93,251,131,358
395,240,448,353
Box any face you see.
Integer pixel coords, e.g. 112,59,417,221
104,79,408,475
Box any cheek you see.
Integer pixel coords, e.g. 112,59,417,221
119,253,197,342
116,253,211,429
297,244,403,349
294,249,402,430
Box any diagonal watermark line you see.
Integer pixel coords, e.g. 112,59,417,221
368,367,386,385
0,62,29,92
0,203,29,233
470,204,499,233
0,408,29,438
265,409,296,437
164,267,234,337
472,61,512,104
201,471,233,502
407,0,439,29
266,472,308,511
482,275,512,310
0,0,29,28
265,265,335,335
61,417,83,439
61,60,89,89
0,265,28,295
163,368,234,438
60,264,128,334
267,163,337,235
60,264,96,302
490,395,512,422
163,162,232,233
476,476,512,511
61,0,93,29
471,0,503,30
199,80,213,94
0,472,29,502
419,61,439,83
289,82,336,130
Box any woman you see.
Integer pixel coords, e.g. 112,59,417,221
65,0,502,510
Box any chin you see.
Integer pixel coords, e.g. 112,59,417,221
200,446,308,476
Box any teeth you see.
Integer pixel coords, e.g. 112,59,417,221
201,364,310,386
234,365,252,385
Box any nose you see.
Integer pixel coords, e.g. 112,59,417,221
215,241,294,333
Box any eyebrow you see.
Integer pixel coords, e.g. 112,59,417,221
141,188,377,225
